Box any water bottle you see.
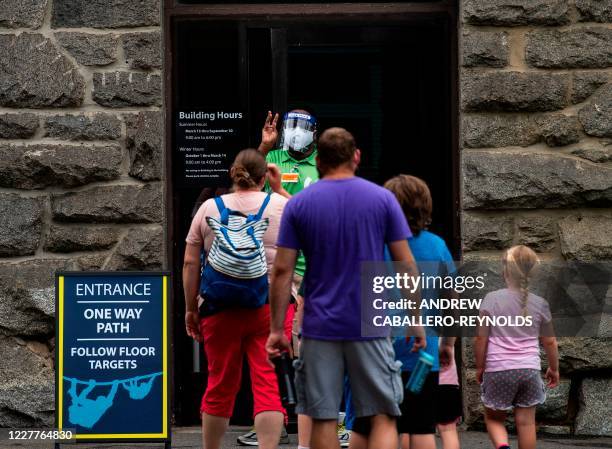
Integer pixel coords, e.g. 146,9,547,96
405,350,434,394
272,352,297,409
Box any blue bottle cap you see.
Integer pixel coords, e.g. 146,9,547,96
418,350,435,365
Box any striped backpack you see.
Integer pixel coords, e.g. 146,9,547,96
199,194,271,315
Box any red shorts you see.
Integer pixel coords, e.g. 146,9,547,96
199,303,295,418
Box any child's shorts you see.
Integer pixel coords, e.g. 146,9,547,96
481,369,546,411
351,371,439,436
435,384,462,425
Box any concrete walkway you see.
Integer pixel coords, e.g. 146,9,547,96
4,426,612,449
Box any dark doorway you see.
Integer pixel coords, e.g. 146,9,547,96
168,9,458,426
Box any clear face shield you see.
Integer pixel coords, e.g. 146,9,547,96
279,112,317,154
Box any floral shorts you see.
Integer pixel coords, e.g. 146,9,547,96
481,369,546,411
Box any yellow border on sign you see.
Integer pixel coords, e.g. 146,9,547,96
58,275,169,440
58,276,64,430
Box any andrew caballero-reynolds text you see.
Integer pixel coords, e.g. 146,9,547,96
370,273,534,328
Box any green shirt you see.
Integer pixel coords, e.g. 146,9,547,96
265,148,319,276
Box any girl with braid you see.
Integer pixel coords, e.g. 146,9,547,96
475,245,559,449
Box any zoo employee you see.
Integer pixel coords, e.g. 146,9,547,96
258,109,319,198
245,110,319,449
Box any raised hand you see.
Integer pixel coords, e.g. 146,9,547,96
260,111,279,153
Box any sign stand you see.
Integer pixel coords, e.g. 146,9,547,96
55,272,171,448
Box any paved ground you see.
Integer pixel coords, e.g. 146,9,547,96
3,426,612,449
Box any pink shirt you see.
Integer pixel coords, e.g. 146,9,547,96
438,341,459,386
186,191,288,281
481,288,552,372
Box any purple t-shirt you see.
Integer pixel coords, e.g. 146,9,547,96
277,177,411,340
481,288,552,372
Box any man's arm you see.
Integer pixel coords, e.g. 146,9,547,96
266,247,298,358
258,111,279,156
387,239,426,351
183,243,202,342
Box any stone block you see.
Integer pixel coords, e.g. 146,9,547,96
463,0,569,26
462,72,569,112
0,0,47,29
92,72,161,107
575,377,612,436
571,147,612,163
0,336,54,427
462,114,540,148
557,337,612,373
0,113,38,139
526,28,612,69
44,113,121,140
122,32,161,70
579,83,612,137
44,225,122,253
55,32,118,66
462,30,508,68
463,151,612,209
0,194,43,257
52,0,160,28
576,0,612,23
572,72,609,104
105,226,163,270
0,284,54,337
0,33,84,108
126,111,162,181
516,216,556,252
76,254,108,271
462,212,514,251
0,144,122,189
0,259,74,337
559,215,612,261
51,183,162,223
0,258,73,290
538,114,581,147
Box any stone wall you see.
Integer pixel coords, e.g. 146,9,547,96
460,0,612,436
0,0,163,426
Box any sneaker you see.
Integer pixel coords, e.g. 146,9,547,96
337,422,350,448
236,427,290,446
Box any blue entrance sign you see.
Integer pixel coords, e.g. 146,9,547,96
55,272,170,444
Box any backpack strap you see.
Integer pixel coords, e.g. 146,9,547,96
251,194,271,221
214,196,230,225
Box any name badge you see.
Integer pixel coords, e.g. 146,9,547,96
281,173,299,183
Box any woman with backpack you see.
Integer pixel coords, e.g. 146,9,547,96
183,148,293,449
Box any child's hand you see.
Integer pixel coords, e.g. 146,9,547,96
439,343,453,368
476,367,484,384
545,367,559,388
409,325,427,352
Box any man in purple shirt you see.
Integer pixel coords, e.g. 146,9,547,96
266,128,425,449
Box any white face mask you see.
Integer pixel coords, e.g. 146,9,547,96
282,127,314,152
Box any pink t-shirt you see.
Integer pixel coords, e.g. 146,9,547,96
186,191,288,281
438,341,459,386
481,288,552,372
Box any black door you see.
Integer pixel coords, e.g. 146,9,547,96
171,16,457,426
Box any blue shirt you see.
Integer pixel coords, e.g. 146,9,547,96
277,177,411,340
390,230,455,372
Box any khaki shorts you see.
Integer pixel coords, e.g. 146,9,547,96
293,337,403,420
